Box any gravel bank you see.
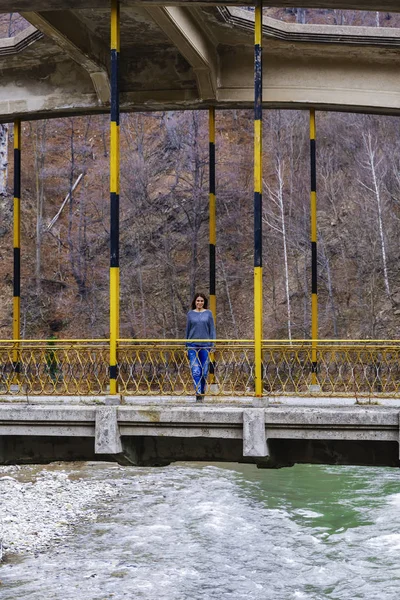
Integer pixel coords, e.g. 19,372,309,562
0,463,120,560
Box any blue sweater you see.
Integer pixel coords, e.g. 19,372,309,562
185,310,216,347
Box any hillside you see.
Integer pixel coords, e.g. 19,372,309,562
1,7,400,341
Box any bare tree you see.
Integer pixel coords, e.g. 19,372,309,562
358,130,391,298
294,8,307,24
30,120,47,292
263,157,292,340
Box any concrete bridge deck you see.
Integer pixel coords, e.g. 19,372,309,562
2,1,400,120
1,397,400,468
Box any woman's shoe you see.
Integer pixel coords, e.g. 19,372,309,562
196,394,204,402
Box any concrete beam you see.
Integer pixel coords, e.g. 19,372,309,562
243,409,269,458
217,43,400,114
0,2,399,13
95,407,122,454
0,24,42,56
21,10,110,104
224,7,400,47
146,6,218,100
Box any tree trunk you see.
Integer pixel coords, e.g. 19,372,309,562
362,131,391,298
218,248,238,338
276,159,292,340
32,121,47,293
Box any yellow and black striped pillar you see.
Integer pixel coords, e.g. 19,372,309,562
13,119,21,376
310,109,318,385
254,0,263,397
209,107,216,383
109,0,120,394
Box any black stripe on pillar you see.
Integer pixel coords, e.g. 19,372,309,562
110,192,119,267
209,244,216,295
312,361,318,374
254,45,262,120
310,139,316,192
111,49,119,125
311,241,317,294
14,149,20,198
209,142,215,194
254,191,262,267
109,365,117,379
13,248,20,297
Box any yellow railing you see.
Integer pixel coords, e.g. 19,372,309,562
1,339,400,397
261,340,400,396
118,340,255,396
0,340,109,395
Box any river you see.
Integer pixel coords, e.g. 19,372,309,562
1,461,400,599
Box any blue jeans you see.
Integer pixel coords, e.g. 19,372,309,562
187,347,210,395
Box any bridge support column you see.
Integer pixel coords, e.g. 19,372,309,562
243,408,269,458
209,107,217,390
310,109,320,392
95,406,122,454
109,0,120,394
253,0,263,397
12,120,21,388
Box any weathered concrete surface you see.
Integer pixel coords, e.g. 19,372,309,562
1,403,400,468
94,406,122,454
242,409,269,458
1,4,400,120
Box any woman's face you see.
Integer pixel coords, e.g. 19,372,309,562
195,296,205,310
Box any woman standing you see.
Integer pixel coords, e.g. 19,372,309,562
185,293,216,402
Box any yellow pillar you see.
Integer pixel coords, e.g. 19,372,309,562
254,0,263,397
310,109,318,386
209,107,216,385
209,107,216,323
13,119,21,379
109,0,120,394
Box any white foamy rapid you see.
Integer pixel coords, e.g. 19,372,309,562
1,462,400,599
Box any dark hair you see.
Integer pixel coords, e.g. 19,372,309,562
191,293,208,310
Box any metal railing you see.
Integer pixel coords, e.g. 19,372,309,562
0,340,109,395
1,339,400,397
118,340,254,396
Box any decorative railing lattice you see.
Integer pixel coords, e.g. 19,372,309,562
0,339,400,397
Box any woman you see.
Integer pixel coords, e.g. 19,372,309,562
185,293,216,402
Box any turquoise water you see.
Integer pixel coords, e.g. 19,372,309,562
2,462,400,599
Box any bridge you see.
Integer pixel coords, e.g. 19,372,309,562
2,339,400,468
1,401,400,468
2,2,400,120
2,0,400,467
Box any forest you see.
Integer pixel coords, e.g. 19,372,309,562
1,7,400,342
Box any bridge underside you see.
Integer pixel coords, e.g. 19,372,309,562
2,2,400,121
1,403,400,468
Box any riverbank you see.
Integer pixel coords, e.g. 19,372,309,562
0,463,120,560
